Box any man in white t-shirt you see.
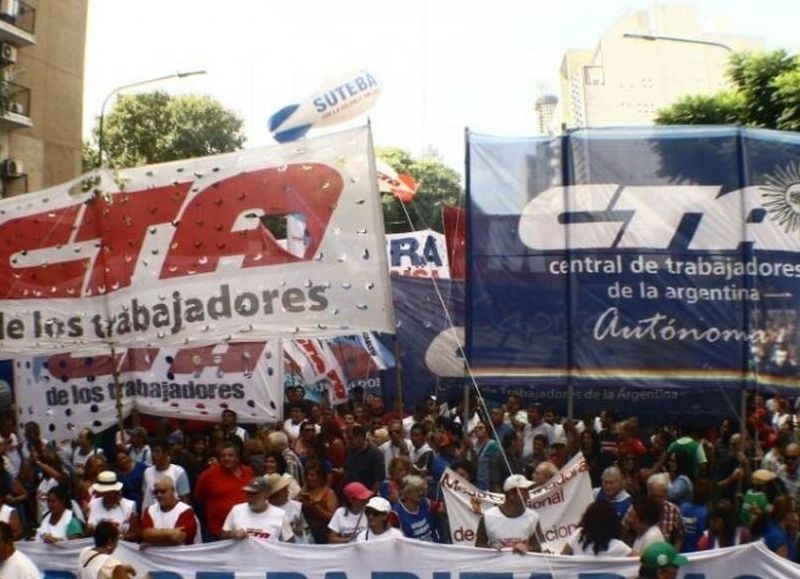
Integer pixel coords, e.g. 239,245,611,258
475,474,544,554
0,520,41,578
379,420,412,470
141,440,191,511
221,476,294,542
78,521,136,579
86,471,140,541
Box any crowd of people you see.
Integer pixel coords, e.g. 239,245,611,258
0,386,798,576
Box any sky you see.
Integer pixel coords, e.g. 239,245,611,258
83,0,800,174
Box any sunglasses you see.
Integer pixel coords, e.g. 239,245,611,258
365,509,386,517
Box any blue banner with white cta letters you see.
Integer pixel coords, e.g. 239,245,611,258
467,127,800,395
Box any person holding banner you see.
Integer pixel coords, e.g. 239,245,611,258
392,475,441,542
221,476,293,542
474,474,543,554
78,521,136,579
355,496,403,542
561,500,632,557
0,521,41,578
328,481,371,543
140,475,200,546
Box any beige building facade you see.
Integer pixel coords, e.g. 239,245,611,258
559,4,762,129
0,0,87,197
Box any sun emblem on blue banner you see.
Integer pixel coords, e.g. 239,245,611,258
762,162,800,233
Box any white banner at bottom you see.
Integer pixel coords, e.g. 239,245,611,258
17,536,800,578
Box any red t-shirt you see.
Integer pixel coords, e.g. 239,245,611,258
194,463,253,537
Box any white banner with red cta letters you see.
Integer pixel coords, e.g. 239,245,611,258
14,341,282,441
0,126,393,355
441,453,593,552
17,535,800,578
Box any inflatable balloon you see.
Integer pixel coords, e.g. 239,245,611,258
268,70,381,143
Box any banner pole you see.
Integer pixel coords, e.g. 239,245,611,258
393,335,404,419
111,346,126,446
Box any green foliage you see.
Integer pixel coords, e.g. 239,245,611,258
654,92,745,125
774,69,800,131
656,50,800,130
92,91,245,168
728,50,796,127
376,147,462,233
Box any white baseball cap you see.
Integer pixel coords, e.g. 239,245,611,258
503,474,534,492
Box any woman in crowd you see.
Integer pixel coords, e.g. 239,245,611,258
0,459,25,540
35,485,83,543
114,450,146,513
76,454,108,510
356,496,403,542
616,451,643,497
321,418,347,491
392,474,440,543
579,429,602,487
467,421,500,491
263,451,288,476
751,494,798,561
696,499,750,550
299,461,339,544
292,421,319,462
679,478,711,552
328,481,371,543
32,448,69,523
666,452,694,505
561,500,632,557
379,456,412,503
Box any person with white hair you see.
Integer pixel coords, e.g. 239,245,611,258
267,430,304,488
141,475,200,546
594,466,632,519
392,474,441,542
475,474,544,554
622,473,684,551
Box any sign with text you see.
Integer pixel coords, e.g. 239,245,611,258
0,127,393,355
386,230,450,278
20,535,800,579
468,127,800,392
14,342,281,441
441,453,592,552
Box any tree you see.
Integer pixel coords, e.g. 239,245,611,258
376,147,462,234
654,92,745,125
656,50,800,129
84,91,245,169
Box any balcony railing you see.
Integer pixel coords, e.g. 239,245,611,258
3,80,29,116
0,0,35,35
0,80,31,129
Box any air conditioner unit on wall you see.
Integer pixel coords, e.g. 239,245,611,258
0,42,17,64
0,0,19,20
2,158,24,178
